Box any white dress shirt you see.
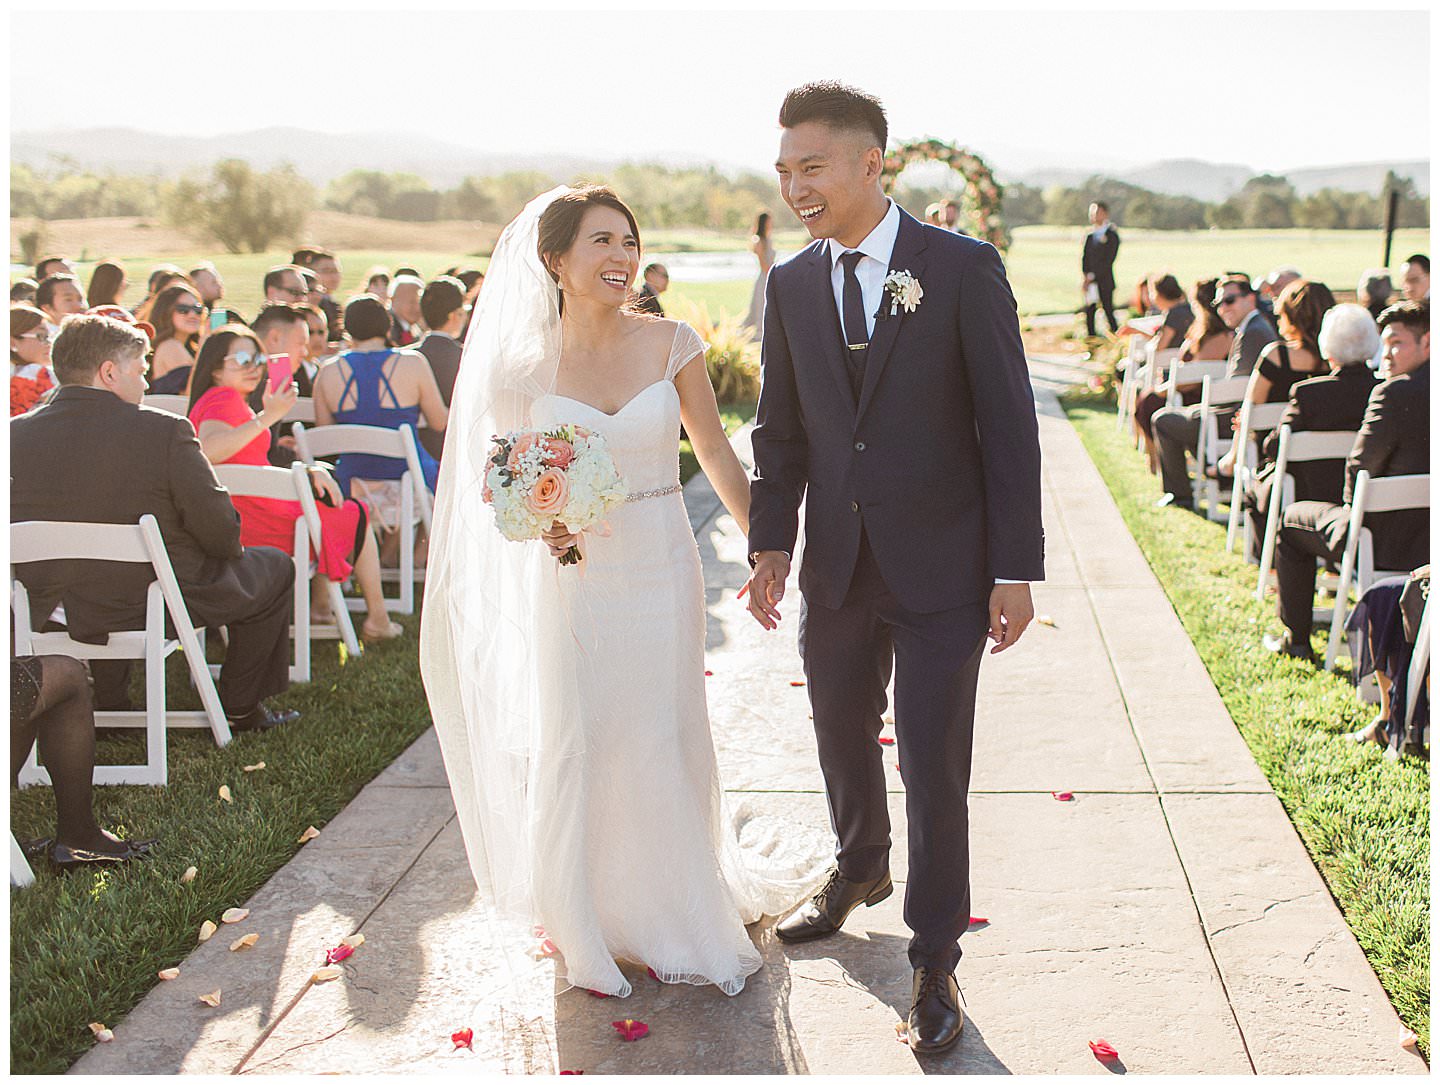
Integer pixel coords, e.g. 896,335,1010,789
823,199,1026,586
826,198,901,343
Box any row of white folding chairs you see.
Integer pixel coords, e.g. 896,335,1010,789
143,394,317,425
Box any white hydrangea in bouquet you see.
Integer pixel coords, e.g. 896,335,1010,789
482,424,628,565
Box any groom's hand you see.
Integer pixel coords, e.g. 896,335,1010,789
739,551,790,630
987,582,1034,654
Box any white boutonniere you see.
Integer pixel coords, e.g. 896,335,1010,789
883,270,923,317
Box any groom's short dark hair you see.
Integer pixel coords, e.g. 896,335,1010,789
779,82,887,150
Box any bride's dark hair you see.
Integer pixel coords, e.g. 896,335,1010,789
536,186,643,309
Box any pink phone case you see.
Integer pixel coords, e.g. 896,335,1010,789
266,354,292,394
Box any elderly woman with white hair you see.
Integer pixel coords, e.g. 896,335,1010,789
1242,303,1381,560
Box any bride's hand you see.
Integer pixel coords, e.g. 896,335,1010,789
542,520,578,557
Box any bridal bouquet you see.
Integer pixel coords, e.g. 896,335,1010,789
482,424,628,565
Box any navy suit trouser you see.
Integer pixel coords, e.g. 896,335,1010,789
797,528,988,973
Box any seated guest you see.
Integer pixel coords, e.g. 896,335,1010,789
10,314,301,730
1358,270,1393,322
1132,278,1232,469
1152,274,1277,507
414,275,467,459
1265,300,1429,659
1242,303,1380,556
1344,566,1428,757
133,264,187,323
313,295,446,537
34,256,76,282
35,273,86,337
10,279,39,305
10,305,55,417
362,266,392,306
1149,274,1194,351
1213,279,1335,478
243,303,314,467
12,654,157,867
145,282,208,392
299,248,343,341
634,263,668,315
1400,254,1429,302
451,268,483,339
189,261,226,308
299,266,324,308
388,274,424,346
85,261,129,309
1258,266,1302,314
298,303,332,382
187,328,401,642
262,264,309,307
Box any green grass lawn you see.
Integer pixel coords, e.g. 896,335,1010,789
1061,395,1429,1057
9,618,431,1074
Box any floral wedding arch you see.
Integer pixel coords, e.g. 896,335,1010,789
882,138,1009,252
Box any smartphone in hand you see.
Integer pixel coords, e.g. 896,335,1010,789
266,353,293,394
209,310,227,331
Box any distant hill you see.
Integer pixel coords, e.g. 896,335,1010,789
12,127,1429,201
1015,157,1429,201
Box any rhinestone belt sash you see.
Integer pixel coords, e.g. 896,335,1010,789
626,484,682,503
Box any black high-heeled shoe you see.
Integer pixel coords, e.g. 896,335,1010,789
50,837,157,870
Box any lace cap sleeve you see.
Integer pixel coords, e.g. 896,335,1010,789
665,321,707,382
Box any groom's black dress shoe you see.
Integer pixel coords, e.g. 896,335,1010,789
774,868,892,943
907,967,964,1053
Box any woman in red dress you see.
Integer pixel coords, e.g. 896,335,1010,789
186,327,401,643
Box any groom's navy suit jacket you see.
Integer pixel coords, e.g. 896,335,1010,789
749,208,1044,614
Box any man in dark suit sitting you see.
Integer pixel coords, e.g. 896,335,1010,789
1266,300,1430,658
1153,274,1278,509
414,276,468,461
10,314,301,731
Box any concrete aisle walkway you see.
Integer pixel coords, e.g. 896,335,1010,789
73,389,1425,1076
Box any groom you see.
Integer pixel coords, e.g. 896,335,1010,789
742,82,1044,1054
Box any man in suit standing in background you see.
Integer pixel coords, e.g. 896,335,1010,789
633,263,668,315
10,314,300,731
1081,200,1120,338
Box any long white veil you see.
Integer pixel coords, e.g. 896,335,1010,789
420,186,575,923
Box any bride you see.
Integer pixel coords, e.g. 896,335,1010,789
420,185,828,997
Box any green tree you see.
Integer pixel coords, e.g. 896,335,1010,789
165,159,313,253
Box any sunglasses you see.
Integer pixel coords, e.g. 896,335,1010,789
17,331,51,343
224,350,269,369
1215,293,1244,307
173,303,206,316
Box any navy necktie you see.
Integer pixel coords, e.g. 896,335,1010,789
839,250,869,398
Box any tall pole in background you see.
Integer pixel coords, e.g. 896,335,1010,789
1381,180,1400,268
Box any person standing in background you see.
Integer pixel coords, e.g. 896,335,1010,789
743,212,776,335
634,262,669,316
1081,201,1120,337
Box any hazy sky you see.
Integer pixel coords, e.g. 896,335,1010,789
10,6,1431,174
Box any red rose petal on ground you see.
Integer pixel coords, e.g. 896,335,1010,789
611,1019,649,1042
324,943,355,965
560,1071,585,1075
452,1027,474,1049
1052,791,1074,801
704,670,713,677
646,967,660,981
968,916,989,927
586,989,611,998
1089,1039,1119,1061
789,680,805,687
878,736,895,746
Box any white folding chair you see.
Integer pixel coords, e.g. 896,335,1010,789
1165,360,1228,408
1225,399,1289,554
142,394,190,416
283,397,316,425
211,462,361,680
292,422,432,614
1253,426,1360,601
1194,375,1251,519
1402,592,1430,742
11,835,35,888
1324,471,1430,670
12,515,232,787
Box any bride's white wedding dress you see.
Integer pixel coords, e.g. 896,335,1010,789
521,321,827,996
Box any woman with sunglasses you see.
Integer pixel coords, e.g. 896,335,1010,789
187,328,402,643
10,304,55,417
147,282,208,393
